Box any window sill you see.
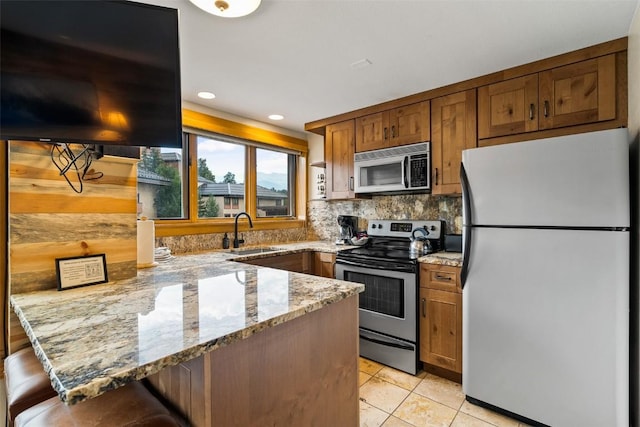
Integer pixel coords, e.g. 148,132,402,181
154,218,306,237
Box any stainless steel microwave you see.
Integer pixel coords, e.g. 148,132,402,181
354,142,430,194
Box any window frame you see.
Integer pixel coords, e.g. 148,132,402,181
154,109,308,237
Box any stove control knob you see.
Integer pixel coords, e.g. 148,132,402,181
377,223,383,229
429,225,436,231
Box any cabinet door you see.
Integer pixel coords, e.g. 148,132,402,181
478,75,539,139
314,252,335,278
325,120,355,199
355,112,388,152
419,288,462,373
431,89,477,195
539,54,616,130
388,101,430,147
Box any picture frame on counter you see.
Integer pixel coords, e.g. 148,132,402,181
55,254,108,291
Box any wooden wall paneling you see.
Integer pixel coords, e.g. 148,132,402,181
8,141,138,353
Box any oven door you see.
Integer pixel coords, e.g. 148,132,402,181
335,260,417,342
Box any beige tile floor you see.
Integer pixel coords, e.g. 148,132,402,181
359,358,530,427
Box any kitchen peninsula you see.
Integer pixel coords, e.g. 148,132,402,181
10,249,364,426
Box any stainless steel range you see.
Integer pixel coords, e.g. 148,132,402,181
335,219,443,375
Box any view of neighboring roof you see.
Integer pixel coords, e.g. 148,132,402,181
137,168,172,186
161,152,181,162
198,178,287,200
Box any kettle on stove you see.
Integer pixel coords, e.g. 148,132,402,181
409,227,431,255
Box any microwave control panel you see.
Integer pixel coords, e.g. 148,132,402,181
409,154,429,187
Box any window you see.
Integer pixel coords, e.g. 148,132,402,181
136,109,306,235
197,135,245,218
256,148,294,218
138,145,187,220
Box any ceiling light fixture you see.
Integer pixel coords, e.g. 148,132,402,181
268,114,284,121
198,91,216,99
188,0,261,18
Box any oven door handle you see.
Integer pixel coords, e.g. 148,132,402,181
335,259,415,273
360,332,414,351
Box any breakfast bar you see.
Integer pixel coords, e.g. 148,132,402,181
10,250,364,426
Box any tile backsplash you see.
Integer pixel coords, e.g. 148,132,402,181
161,194,461,254
307,194,462,242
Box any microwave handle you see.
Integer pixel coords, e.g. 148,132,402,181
403,156,409,188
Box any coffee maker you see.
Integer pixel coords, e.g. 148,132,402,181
336,215,358,244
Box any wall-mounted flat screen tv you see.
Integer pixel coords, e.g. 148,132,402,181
0,0,182,148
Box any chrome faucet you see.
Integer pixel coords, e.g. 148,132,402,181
233,211,253,248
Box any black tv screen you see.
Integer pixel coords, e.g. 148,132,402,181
0,0,182,148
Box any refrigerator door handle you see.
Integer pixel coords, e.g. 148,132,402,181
460,162,472,289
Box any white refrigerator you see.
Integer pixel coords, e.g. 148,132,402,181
460,128,629,427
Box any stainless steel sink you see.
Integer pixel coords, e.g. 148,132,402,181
230,247,279,255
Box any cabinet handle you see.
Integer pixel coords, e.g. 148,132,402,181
383,127,388,140
421,298,426,317
434,168,438,185
435,274,452,281
391,125,396,138
529,103,535,120
349,176,354,191
543,100,549,118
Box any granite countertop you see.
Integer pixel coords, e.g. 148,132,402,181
418,251,463,267
10,246,364,406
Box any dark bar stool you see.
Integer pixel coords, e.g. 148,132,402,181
4,347,57,426
15,381,187,427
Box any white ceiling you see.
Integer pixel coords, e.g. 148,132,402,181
139,0,639,136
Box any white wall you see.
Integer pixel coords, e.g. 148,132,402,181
628,3,640,425
182,101,308,140
307,133,325,199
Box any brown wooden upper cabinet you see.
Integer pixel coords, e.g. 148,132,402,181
325,120,356,199
355,102,430,152
431,90,476,195
478,54,616,139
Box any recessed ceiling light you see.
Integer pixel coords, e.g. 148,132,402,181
197,91,215,99
268,114,284,121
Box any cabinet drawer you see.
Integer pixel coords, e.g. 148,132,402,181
420,264,461,292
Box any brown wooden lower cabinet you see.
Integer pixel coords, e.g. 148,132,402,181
240,251,313,274
147,296,359,426
314,251,336,278
419,264,463,381
240,251,336,278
